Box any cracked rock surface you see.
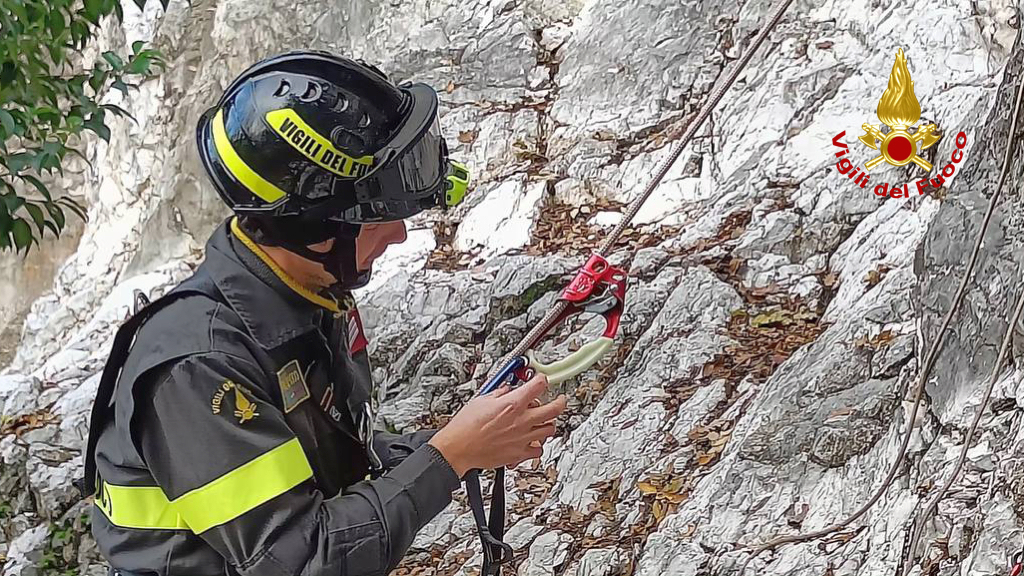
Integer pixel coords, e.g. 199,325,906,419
2,1,1024,576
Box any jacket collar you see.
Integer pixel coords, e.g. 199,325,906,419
201,218,336,350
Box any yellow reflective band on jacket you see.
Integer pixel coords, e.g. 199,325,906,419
95,438,313,533
96,482,189,530
230,217,343,315
212,109,288,204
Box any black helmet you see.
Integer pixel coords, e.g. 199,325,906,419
195,50,470,287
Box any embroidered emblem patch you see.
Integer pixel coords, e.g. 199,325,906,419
346,307,368,357
277,360,310,413
211,380,260,424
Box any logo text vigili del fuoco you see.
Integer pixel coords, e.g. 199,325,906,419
830,48,967,198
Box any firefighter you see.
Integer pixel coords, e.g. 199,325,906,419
82,50,567,576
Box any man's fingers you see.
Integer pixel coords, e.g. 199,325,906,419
505,372,549,407
518,445,543,464
525,394,567,425
489,384,512,398
527,423,557,443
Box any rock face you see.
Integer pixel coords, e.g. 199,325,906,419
2,1,1023,576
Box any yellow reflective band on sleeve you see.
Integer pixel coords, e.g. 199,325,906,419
212,109,288,204
94,438,313,533
265,109,373,179
172,437,313,534
95,482,189,530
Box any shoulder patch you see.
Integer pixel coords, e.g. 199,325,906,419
277,360,310,413
211,380,260,424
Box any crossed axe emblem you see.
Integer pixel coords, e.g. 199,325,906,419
858,123,941,171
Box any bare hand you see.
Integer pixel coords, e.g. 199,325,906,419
428,373,567,477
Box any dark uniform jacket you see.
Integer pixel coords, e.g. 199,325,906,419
88,218,459,576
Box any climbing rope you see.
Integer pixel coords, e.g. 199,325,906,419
741,50,1024,574
484,0,796,382
899,284,1024,575
900,72,1024,566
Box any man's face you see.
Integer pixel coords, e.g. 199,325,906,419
353,221,408,270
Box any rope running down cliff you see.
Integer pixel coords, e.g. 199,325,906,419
485,0,796,383
741,50,1024,573
898,71,1024,576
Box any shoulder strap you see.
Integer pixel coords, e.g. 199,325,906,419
78,273,223,498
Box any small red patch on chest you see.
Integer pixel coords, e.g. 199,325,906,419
346,307,368,356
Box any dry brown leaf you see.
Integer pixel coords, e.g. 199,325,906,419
827,407,855,419
751,309,789,328
652,500,667,522
663,492,687,504
636,481,659,495
664,477,685,494
696,453,717,466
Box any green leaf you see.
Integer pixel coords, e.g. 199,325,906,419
102,51,124,70
22,175,53,201
132,40,145,54
11,217,31,252
47,10,66,36
25,203,45,234
127,54,151,75
102,103,135,121
42,218,60,237
58,196,88,221
6,152,32,173
66,114,83,131
0,196,9,233
65,147,93,169
111,79,130,96
48,44,65,66
45,202,65,231
88,68,108,92
0,108,15,138
0,62,17,87
83,0,104,23
2,194,26,214
83,114,110,141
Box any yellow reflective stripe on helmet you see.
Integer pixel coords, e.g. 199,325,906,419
212,109,287,204
94,438,313,533
265,109,373,179
95,483,189,530
174,437,313,533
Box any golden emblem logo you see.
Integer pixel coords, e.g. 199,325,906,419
857,48,941,172
830,48,968,199
211,380,260,424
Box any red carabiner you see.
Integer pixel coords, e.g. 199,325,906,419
511,254,628,383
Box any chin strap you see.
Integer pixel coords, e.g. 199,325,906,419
284,235,371,290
